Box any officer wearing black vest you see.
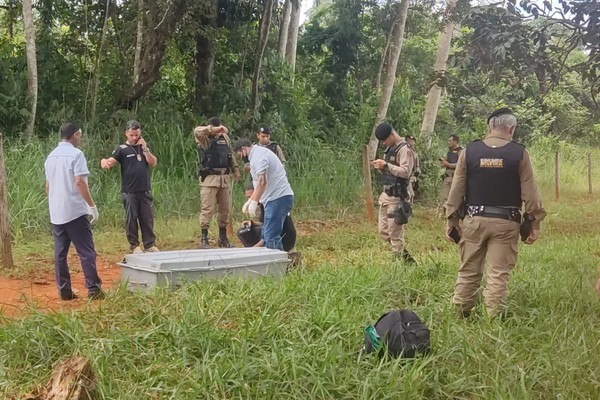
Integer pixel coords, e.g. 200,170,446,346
372,122,416,263
444,108,546,318
440,134,463,206
194,117,241,248
257,125,286,166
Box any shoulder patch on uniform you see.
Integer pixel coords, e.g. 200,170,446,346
119,144,127,148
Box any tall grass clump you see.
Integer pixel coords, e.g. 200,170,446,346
5,119,367,239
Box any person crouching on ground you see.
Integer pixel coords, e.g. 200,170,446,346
233,138,294,250
237,181,296,251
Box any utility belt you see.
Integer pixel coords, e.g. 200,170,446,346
206,168,231,176
466,205,521,222
199,167,231,182
384,184,407,199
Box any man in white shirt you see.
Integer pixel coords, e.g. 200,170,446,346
233,138,294,250
45,122,103,300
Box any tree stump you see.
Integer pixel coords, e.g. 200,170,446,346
24,356,96,400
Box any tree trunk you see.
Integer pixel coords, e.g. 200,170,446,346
8,0,14,39
278,0,291,56
22,0,38,139
195,0,217,116
0,132,14,269
248,0,275,118
285,0,301,73
238,20,253,88
133,0,144,86
367,0,410,159
90,0,111,124
110,3,128,71
373,14,396,90
114,0,189,110
419,0,459,140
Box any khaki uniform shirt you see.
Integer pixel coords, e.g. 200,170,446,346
193,125,240,188
262,143,286,166
445,133,547,229
380,140,415,204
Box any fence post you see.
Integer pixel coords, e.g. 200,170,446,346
362,145,375,223
555,151,560,200
588,153,592,195
0,131,14,269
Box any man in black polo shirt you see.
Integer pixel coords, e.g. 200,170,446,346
101,120,159,253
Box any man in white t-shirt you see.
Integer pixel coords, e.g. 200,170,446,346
233,138,294,250
45,122,103,300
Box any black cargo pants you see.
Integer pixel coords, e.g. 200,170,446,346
122,191,155,250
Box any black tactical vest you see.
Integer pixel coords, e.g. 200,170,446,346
466,140,524,207
198,134,232,171
446,146,462,164
382,142,409,198
265,142,279,155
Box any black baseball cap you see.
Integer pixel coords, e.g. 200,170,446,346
487,108,514,124
258,125,271,135
375,123,394,141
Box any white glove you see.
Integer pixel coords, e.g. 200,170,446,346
248,200,259,218
87,205,99,224
243,199,258,215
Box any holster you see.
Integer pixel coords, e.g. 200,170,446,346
199,168,211,182
387,200,412,225
520,212,533,242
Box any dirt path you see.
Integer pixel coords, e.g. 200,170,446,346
0,255,121,319
0,219,352,319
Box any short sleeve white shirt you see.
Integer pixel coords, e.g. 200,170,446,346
248,145,293,205
44,142,90,224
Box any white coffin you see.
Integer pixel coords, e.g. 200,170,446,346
117,248,291,291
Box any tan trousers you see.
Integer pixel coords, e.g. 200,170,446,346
440,175,453,204
378,192,405,253
453,216,520,316
200,185,231,230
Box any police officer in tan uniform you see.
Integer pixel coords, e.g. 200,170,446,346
372,123,416,263
444,108,546,318
440,134,462,205
257,125,286,165
194,117,241,248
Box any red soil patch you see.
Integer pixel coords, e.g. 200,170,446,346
0,254,121,319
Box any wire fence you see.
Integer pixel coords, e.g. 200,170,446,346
2,135,599,241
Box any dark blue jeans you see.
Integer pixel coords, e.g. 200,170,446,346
51,215,102,297
262,195,294,250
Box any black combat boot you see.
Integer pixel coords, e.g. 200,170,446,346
401,249,416,264
218,227,234,248
200,229,210,249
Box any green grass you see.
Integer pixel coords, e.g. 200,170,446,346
1,135,600,398
1,184,599,398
